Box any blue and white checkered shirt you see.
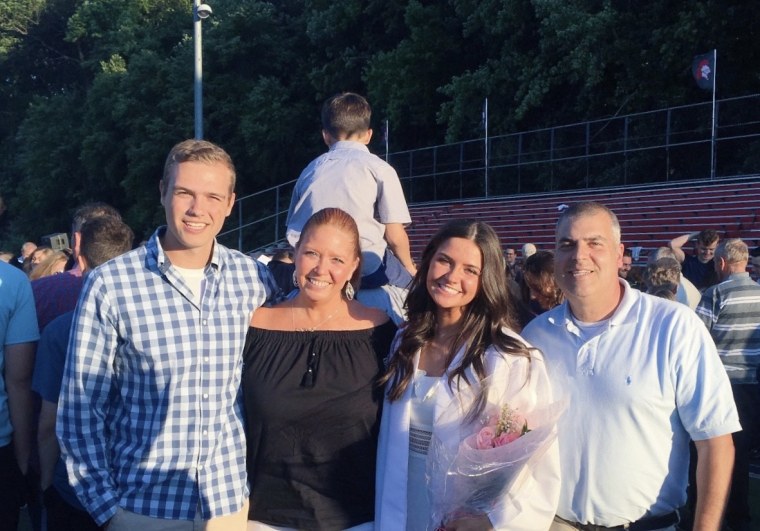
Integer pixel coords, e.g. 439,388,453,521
57,228,277,525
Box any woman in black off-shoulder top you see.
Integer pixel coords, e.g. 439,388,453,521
243,208,396,531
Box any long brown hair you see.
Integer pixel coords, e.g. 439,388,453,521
521,250,564,311
379,220,531,407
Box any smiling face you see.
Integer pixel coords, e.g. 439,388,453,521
618,255,632,278
555,210,624,321
295,223,360,304
159,161,235,268
696,241,717,263
426,237,483,323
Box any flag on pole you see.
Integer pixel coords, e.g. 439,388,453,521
692,51,715,91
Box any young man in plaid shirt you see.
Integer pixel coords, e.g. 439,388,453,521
58,140,278,530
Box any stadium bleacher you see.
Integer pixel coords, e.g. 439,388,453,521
407,177,760,264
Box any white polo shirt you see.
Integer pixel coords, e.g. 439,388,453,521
522,280,740,527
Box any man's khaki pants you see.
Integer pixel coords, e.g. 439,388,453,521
107,500,249,531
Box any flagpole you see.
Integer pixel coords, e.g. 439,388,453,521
483,97,489,197
710,48,717,180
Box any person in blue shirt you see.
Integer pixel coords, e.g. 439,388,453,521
0,260,39,529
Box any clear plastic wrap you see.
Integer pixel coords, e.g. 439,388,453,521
426,376,566,530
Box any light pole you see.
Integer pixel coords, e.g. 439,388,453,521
194,1,212,139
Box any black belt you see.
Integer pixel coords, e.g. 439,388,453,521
555,511,679,531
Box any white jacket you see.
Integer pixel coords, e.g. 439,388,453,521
375,332,560,530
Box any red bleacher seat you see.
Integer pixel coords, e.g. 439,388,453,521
407,177,760,264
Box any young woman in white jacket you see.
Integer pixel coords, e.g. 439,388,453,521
375,220,560,531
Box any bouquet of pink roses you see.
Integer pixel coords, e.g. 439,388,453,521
471,404,530,450
426,375,566,530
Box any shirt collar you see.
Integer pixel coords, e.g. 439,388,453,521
148,226,222,275
329,140,370,153
609,279,639,326
547,279,640,330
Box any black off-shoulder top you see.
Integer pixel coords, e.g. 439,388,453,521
243,320,397,530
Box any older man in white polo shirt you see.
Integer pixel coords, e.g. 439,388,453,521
522,201,739,531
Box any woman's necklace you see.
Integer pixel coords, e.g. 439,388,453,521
291,299,340,332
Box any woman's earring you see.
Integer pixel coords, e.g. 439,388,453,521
292,271,299,288
344,282,355,300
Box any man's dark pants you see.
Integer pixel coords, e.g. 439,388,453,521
0,443,25,531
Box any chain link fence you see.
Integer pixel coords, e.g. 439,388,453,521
219,94,760,253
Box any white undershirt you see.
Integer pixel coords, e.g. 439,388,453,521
407,369,442,531
570,315,610,343
173,265,205,306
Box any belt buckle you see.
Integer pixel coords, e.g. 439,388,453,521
580,523,613,531
584,523,624,531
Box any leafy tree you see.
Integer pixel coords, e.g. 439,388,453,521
0,0,47,58
0,0,84,246
364,0,471,148
202,0,314,195
1,0,758,249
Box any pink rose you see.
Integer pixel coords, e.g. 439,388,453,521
475,426,496,449
493,431,521,447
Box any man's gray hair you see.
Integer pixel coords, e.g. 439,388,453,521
715,238,748,264
556,201,621,244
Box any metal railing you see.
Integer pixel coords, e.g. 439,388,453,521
218,93,760,253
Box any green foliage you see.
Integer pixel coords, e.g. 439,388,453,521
0,0,758,249
0,0,47,58
11,92,86,237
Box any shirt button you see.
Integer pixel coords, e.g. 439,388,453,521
203,429,208,436
203,393,209,399
199,464,204,470
204,357,209,362
202,319,208,325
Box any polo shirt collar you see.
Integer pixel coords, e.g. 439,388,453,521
547,279,640,330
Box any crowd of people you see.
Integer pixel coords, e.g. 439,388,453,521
0,92,756,531
0,242,72,281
